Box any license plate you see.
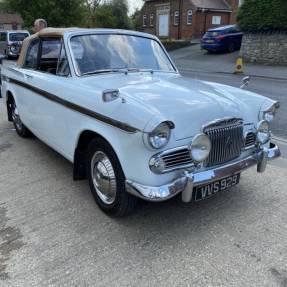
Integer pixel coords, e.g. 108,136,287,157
205,40,214,43
194,174,240,201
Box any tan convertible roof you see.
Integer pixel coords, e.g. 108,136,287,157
17,27,79,67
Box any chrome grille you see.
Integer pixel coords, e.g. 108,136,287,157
205,123,244,167
245,132,256,148
161,148,193,170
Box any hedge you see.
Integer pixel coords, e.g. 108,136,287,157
237,0,287,32
161,40,192,51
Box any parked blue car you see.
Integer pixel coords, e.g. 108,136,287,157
201,25,243,53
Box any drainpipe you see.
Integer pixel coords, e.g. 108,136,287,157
178,0,183,39
202,8,209,35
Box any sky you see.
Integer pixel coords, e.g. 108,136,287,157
128,0,143,14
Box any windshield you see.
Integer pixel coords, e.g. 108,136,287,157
9,33,29,42
70,34,175,75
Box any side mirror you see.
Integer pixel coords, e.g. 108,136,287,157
102,89,126,103
240,76,250,89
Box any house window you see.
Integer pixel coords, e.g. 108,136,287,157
150,14,154,27
174,11,179,26
187,10,193,25
143,15,147,27
238,0,244,6
212,16,221,25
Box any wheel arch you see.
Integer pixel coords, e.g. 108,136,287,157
73,129,118,181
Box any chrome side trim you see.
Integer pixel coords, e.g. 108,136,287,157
127,143,280,202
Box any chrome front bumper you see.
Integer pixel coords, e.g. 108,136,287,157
126,143,281,203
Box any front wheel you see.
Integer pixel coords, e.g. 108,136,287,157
86,138,137,217
11,100,32,137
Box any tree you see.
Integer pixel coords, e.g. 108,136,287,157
85,0,101,27
237,0,287,31
94,4,117,28
94,0,132,29
131,8,142,31
109,0,131,29
4,0,86,28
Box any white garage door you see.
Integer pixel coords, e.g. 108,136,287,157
158,14,169,37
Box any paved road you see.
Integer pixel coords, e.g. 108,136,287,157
170,47,287,140
179,69,287,141
0,90,287,285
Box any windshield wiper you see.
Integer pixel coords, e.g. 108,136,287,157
82,68,154,76
126,68,154,74
82,69,128,76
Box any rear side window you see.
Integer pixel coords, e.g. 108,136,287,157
9,33,29,42
39,38,61,75
229,27,241,33
204,31,222,37
24,39,40,69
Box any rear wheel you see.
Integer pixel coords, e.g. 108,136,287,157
11,99,32,137
86,138,137,217
227,42,235,53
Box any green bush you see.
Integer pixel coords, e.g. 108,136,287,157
161,40,192,51
237,0,287,31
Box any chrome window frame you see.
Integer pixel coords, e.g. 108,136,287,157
66,31,179,77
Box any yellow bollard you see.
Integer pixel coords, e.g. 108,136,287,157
234,57,244,74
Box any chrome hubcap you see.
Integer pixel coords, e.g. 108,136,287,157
91,151,117,205
11,102,22,131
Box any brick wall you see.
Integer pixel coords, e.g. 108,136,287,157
225,0,239,23
141,0,235,40
192,11,231,38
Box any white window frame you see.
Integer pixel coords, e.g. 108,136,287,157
174,11,179,26
150,13,154,27
143,15,147,27
212,16,221,25
187,10,193,25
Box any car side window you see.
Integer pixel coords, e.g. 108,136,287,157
56,43,70,77
38,38,62,75
24,39,40,69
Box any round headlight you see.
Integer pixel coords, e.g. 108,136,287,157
148,122,171,149
190,134,211,162
257,120,270,144
260,101,280,123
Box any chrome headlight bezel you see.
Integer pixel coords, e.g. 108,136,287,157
190,133,211,162
256,120,270,144
146,122,173,150
259,101,280,123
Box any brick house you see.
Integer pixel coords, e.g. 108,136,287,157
0,13,23,30
140,0,243,39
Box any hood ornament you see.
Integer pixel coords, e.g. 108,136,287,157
240,76,250,89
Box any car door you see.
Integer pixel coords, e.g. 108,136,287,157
11,38,41,128
20,37,75,158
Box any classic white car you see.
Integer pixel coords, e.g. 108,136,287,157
1,28,280,216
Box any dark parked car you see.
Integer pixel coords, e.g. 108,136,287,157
201,25,243,53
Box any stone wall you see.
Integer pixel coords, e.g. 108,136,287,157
241,32,287,65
